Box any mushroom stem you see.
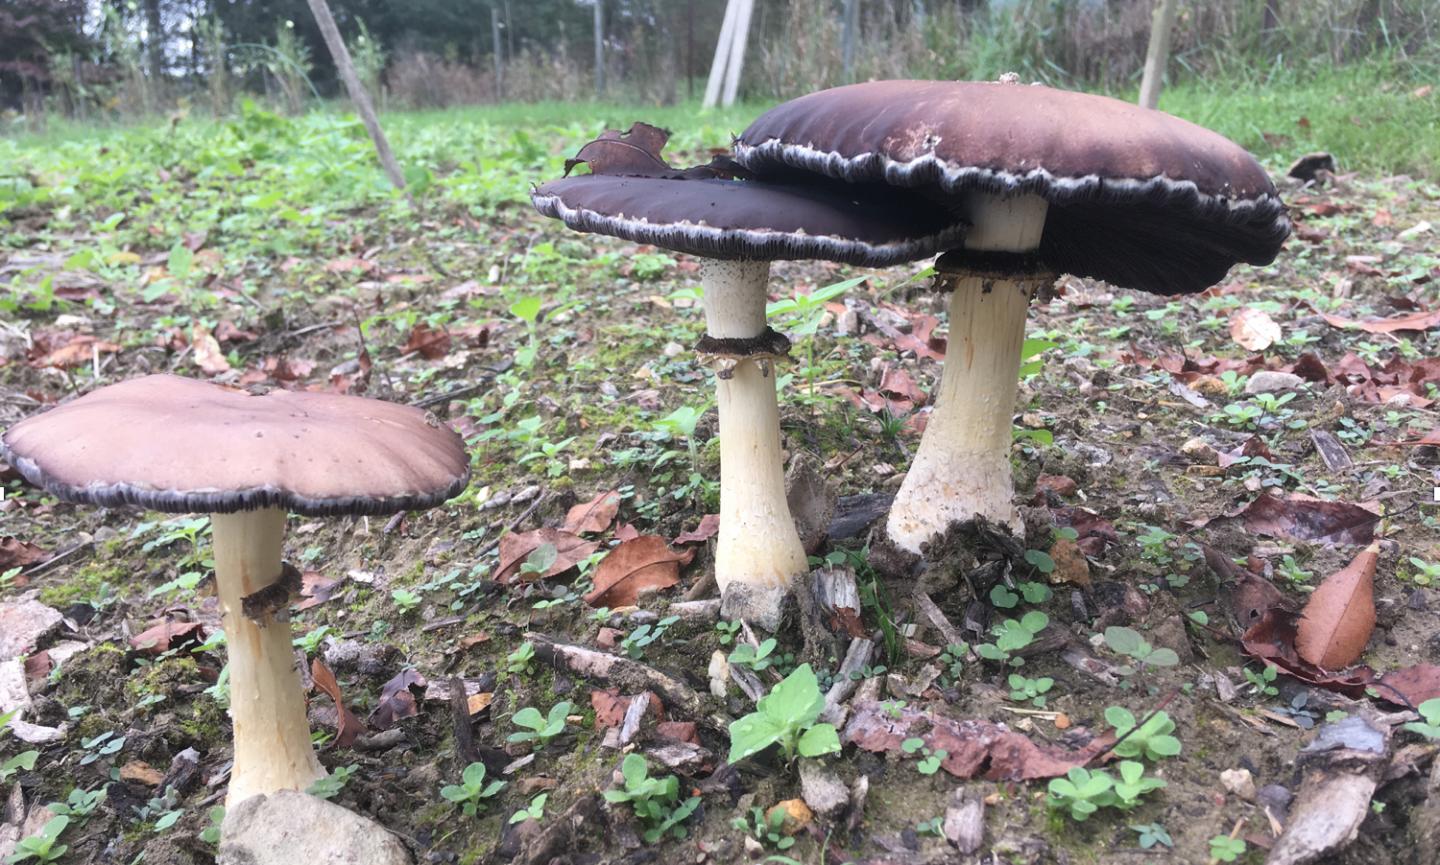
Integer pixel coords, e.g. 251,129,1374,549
701,259,808,629
886,192,1050,553
211,508,324,805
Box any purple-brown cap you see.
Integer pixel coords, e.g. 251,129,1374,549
530,123,966,267
734,80,1290,294
1,375,470,517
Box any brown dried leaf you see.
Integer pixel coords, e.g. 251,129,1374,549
565,123,676,177
590,689,661,729
1230,307,1282,352
368,669,427,731
1295,544,1378,670
582,535,694,608
129,620,205,655
1320,309,1440,334
1048,537,1090,587
1239,492,1380,545
293,570,342,612
30,335,121,369
1377,664,1440,707
191,324,231,374
1239,609,1375,695
495,528,600,584
562,490,621,535
673,513,720,545
401,324,451,360
0,537,49,570
311,658,363,747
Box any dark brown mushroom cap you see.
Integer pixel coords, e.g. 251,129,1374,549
734,80,1291,294
0,375,471,517
531,174,965,267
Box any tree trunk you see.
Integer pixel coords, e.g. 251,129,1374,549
144,0,164,80
842,0,859,83
720,0,754,107
304,0,410,199
1138,0,1179,110
492,4,505,100
594,0,605,97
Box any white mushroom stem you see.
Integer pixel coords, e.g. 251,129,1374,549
887,193,1050,553
211,508,324,806
701,259,808,629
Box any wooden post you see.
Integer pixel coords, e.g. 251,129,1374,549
703,0,739,108
304,0,410,200
594,0,605,97
720,0,754,107
492,4,505,100
1138,0,1178,110
842,0,859,83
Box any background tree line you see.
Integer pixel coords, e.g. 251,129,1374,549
2,0,1436,119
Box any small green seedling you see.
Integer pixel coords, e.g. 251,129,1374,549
78,731,124,766
508,701,572,747
1404,698,1440,739
1105,707,1182,761
0,751,38,783
1244,663,1279,697
914,816,945,837
1209,835,1247,862
306,764,357,800
1130,822,1173,849
715,620,741,645
1047,766,1113,821
47,787,106,821
441,762,506,815
509,793,548,824
1008,674,1054,707
519,544,558,579
975,611,1048,667
1103,626,1180,672
1110,760,1167,807
728,664,841,764
391,588,421,612
200,806,225,846
603,753,700,844
900,737,948,775
620,615,680,660
730,638,790,672
732,806,794,851
506,641,536,675
6,815,69,863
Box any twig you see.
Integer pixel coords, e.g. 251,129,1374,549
408,373,503,409
477,492,550,558
21,541,91,578
525,632,716,726
1089,686,1181,766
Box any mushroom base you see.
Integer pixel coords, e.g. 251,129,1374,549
886,275,1041,553
213,508,325,806
702,259,809,630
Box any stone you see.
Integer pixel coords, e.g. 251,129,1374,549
1221,767,1257,801
218,791,412,865
1148,616,1195,665
799,761,849,818
1179,437,1218,463
1244,371,1306,395
0,599,62,662
943,788,985,854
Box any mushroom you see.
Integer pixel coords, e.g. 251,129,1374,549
734,79,1290,553
531,124,964,626
0,375,470,805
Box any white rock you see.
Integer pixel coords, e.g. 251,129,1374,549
0,599,62,662
218,791,412,865
1221,767,1257,801
799,760,849,818
707,651,729,698
1244,371,1306,395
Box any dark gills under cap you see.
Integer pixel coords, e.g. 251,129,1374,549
733,80,1291,294
1,374,471,517
530,122,967,267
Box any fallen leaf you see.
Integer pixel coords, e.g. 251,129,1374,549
614,523,641,542
324,257,376,274
191,323,231,375
1239,492,1381,545
119,760,166,786
844,701,1110,781
368,669,427,731
1230,307,1282,352
129,620,205,654
673,514,720,544
1048,537,1090,587
1295,544,1378,670
1320,309,1440,334
401,324,451,359
29,334,121,369
0,537,49,570
1376,664,1440,707
294,571,342,612
1407,428,1440,447
655,721,699,744
583,535,694,608
562,490,621,535
214,320,259,343
1240,609,1375,695
1049,506,1118,557
1217,435,1272,469
495,528,599,584
311,658,363,747
467,692,494,716
590,689,661,729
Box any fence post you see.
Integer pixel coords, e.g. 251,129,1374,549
1138,0,1178,110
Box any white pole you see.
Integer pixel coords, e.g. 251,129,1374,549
1138,0,1179,110
703,0,740,109
720,0,755,107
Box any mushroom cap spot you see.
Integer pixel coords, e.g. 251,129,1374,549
531,174,965,267
734,80,1290,294
0,375,471,517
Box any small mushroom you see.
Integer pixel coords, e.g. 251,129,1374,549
531,124,964,626
735,79,1290,552
1,375,469,805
